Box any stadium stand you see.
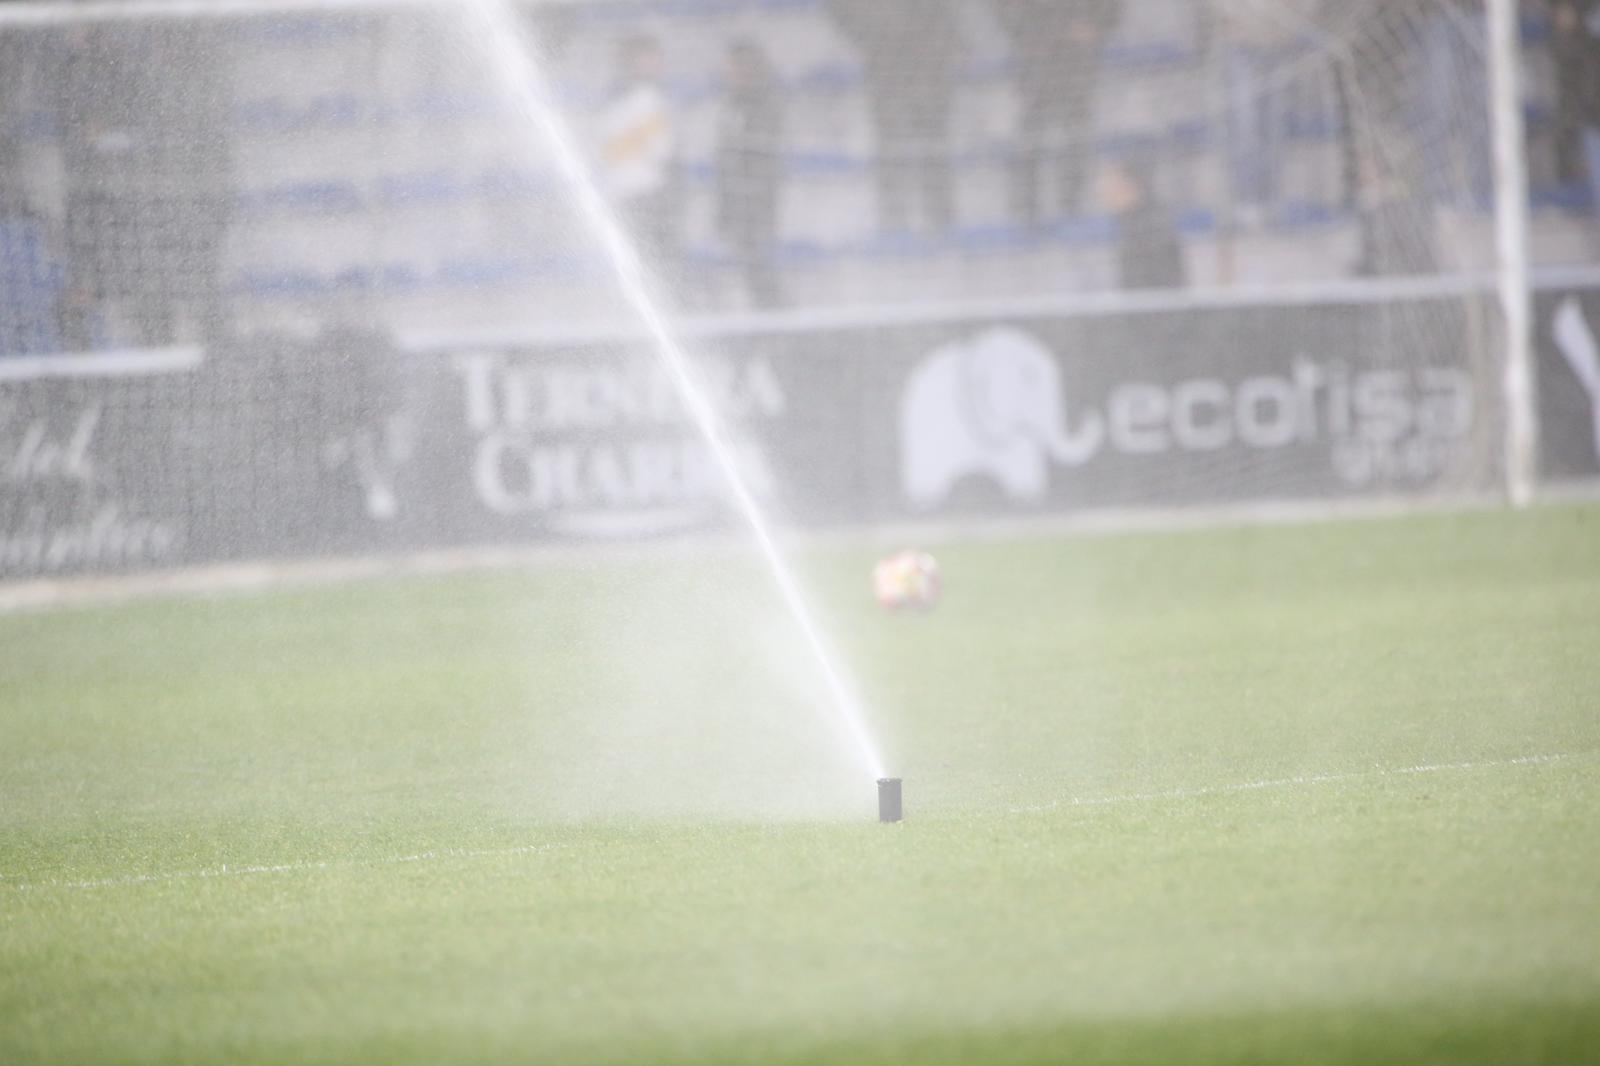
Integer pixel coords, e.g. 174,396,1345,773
0,0,1591,355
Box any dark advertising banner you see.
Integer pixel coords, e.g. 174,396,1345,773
846,301,1481,519
423,298,1489,536
427,342,815,540
12,285,1599,584
0,365,189,576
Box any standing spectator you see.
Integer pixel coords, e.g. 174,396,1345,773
1353,115,1439,277
54,24,159,349
0,34,62,357
828,0,961,233
149,23,234,345
0,136,63,357
992,0,1122,228
598,34,681,280
1322,1,1438,276
1215,0,1298,230
50,23,232,350
1552,0,1586,186
716,39,785,310
1098,156,1185,290
1417,0,1492,207
1552,0,1600,224
523,2,578,62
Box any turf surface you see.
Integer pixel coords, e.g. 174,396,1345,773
2,504,1598,1064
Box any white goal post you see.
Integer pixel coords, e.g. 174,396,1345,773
1487,0,1537,507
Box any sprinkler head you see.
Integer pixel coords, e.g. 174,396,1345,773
877,777,902,823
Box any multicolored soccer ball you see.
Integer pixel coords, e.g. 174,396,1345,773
872,550,942,612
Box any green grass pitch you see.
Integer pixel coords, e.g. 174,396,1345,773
2,504,1598,1064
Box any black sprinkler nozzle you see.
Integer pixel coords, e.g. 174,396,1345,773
878,777,902,823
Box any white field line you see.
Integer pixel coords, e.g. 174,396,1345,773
6,752,1590,895
1007,752,1586,816
6,841,568,894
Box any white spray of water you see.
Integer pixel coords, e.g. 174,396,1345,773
454,0,886,782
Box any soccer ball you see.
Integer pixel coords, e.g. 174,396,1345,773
873,550,941,612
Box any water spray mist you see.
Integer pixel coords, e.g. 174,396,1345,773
458,0,890,806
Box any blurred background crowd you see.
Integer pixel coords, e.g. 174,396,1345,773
0,0,1596,356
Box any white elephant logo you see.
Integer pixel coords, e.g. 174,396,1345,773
900,327,1103,508
1553,297,1600,463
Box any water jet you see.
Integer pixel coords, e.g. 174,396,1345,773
456,0,889,806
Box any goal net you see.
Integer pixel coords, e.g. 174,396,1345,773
0,0,1526,581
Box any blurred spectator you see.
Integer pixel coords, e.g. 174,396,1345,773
1353,117,1438,277
598,34,681,280
1552,0,1600,222
828,0,961,233
0,135,63,357
716,39,785,310
992,0,1121,228
1551,0,1586,185
522,2,579,61
1098,156,1185,290
1417,0,1492,207
1322,2,1438,276
54,25,160,349
1215,0,1298,230
52,24,233,350
0,35,47,356
149,23,234,345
